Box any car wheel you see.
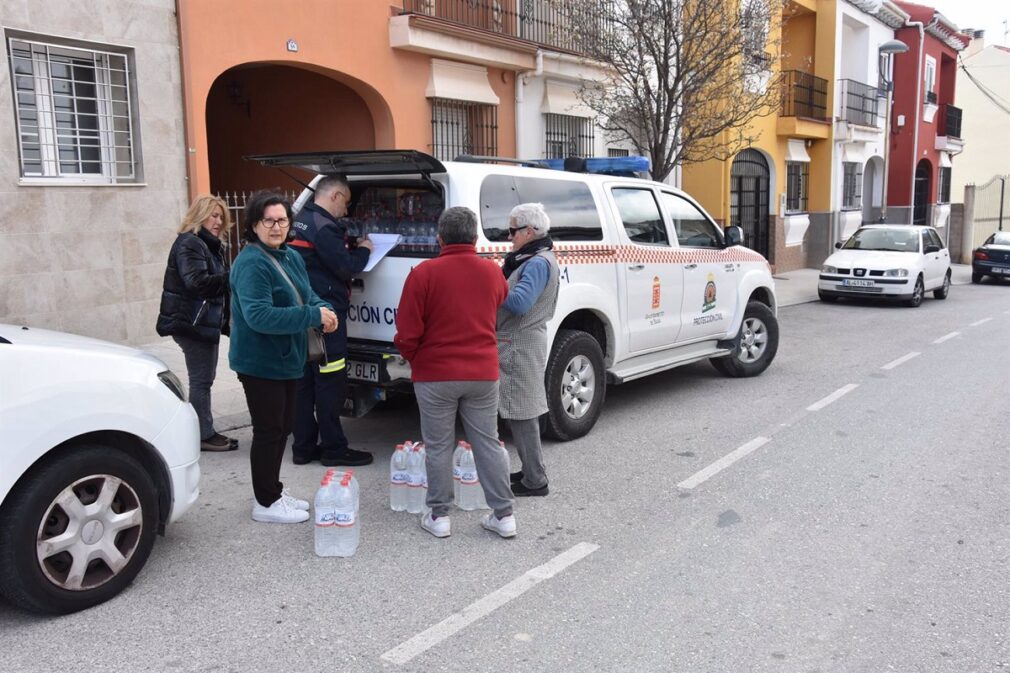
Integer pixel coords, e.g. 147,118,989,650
710,301,779,378
818,291,838,303
0,445,159,615
971,271,983,284
933,271,951,299
905,276,925,307
542,329,606,441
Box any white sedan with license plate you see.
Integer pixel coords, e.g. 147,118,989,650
818,224,951,308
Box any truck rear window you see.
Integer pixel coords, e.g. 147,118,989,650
347,186,444,258
480,174,603,242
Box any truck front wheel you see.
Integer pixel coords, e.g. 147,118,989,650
710,302,779,378
542,329,606,441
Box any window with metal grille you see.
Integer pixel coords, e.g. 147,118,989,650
786,162,808,213
544,113,594,159
842,162,863,210
607,148,629,158
7,34,140,183
430,98,498,161
937,166,951,204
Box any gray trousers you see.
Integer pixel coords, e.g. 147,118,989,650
414,380,514,519
509,418,548,489
173,335,218,440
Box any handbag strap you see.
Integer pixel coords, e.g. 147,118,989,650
252,244,305,307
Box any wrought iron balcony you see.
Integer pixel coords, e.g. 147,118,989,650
838,79,881,128
400,0,615,55
781,70,828,120
938,103,962,138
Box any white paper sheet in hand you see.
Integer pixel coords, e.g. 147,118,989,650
362,233,403,272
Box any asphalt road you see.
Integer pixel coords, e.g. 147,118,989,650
2,282,1008,673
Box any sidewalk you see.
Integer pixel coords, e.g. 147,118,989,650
142,263,974,432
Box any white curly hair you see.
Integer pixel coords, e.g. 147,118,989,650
508,202,551,238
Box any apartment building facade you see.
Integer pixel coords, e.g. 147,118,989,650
176,1,626,201
0,0,189,343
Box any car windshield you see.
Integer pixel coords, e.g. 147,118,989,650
842,228,919,253
988,232,1010,246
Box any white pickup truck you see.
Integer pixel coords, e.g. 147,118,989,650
253,151,779,440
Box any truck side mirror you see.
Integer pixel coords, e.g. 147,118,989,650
724,225,743,247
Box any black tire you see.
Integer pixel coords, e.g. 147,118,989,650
818,291,838,303
542,329,606,441
710,302,779,378
905,275,925,307
933,271,951,299
971,271,983,284
0,445,159,614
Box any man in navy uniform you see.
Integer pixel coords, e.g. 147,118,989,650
290,175,374,466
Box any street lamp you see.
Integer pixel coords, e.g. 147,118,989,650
878,39,909,223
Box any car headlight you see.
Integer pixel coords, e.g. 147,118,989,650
882,268,908,277
822,264,838,274
158,370,187,402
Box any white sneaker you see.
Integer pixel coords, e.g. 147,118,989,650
421,511,451,538
481,513,517,538
252,497,310,523
280,488,309,511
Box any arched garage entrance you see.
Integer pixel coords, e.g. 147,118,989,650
206,64,382,196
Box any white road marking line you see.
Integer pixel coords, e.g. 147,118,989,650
881,352,921,371
677,437,771,489
806,384,860,411
380,542,600,665
970,317,993,327
933,331,960,344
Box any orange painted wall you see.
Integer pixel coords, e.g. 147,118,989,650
177,0,516,196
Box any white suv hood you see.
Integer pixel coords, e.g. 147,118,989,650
0,324,165,367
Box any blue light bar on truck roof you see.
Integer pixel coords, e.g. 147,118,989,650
540,155,651,176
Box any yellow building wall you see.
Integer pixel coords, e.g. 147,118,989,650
682,0,838,271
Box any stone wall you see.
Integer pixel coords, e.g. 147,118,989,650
0,1,188,343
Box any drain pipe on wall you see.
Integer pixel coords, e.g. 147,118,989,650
515,49,543,160
906,19,925,224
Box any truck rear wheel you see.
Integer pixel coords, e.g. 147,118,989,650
542,329,606,441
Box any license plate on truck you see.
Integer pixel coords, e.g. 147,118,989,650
347,360,379,382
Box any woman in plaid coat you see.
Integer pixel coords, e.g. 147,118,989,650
497,203,560,497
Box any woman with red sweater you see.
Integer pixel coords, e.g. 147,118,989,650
394,207,516,539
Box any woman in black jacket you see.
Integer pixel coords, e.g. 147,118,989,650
157,195,237,451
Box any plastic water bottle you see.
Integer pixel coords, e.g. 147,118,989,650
452,440,466,504
416,442,428,493
332,470,359,557
327,468,359,513
389,444,409,511
314,473,338,557
406,443,426,514
457,445,488,511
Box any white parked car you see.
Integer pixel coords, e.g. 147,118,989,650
818,224,951,307
0,325,200,614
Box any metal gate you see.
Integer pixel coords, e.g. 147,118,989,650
730,149,770,257
969,175,1009,249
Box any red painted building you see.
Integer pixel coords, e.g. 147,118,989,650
888,2,968,230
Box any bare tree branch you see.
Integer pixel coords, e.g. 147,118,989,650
558,0,784,181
